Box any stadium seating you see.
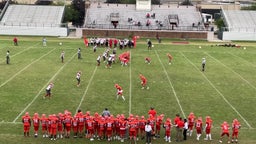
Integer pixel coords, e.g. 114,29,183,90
84,3,204,31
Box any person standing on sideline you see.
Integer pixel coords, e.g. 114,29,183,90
22,112,31,137
195,117,203,141
42,37,47,46
145,121,152,144
60,51,65,63
202,58,206,71
231,119,241,143
187,112,196,137
6,50,10,64
44,82,54,99
76,71,81,87
77,48,81,59
32,113,40,137
163,118,172,142
147,39,152,50
102,108,111,117
176,117,184,142
183,119,188,140
13,37,18,46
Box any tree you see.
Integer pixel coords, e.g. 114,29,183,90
71,0,85,27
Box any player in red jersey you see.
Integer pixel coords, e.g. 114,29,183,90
76,71,81,87
41,114,48,138
72,114,79,138
219,121,230,143
87,116,95,141
44,82,54,99
195,117,203,141
139,74,149,89
119,115,127,142
50,114,58,140
147,114,156,139
106,117,114,141
57,113,64,139
145,57,151,64
167,53,173,65
93,112,100,139
155,114,164,138
47,115,52,138
163,118,172,143
98,116,106,140
187,112,196,136
64,112,72,138
22,112,31,137
32,113,40,137
128,118,138,144
204,116,213,141
115,84,125,101
77,112,85,138
138,116,147,140
231,119,241,143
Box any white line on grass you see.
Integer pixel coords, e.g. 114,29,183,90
205,52,256,91
0,42,40,63
0,48,56,88
13,51,77,123
75,66,98,113
228,52,256,68
154,50,186,118
129,51,132,115
180,52,252,129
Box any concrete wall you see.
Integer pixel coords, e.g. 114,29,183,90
81,28,209,40
0,26,68,36
223,32,256,41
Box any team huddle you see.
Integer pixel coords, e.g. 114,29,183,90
22,108,241,143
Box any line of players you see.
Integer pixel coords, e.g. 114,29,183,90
22,110,241,143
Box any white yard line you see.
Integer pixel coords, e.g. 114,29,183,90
228,52,256,68
75,66,98,113
205,52,256,91
181,52,252,129
154,50,186,118
13,51,77,123
0,48,56,88
129,51,132,115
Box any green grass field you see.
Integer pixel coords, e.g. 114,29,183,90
0,36,256,144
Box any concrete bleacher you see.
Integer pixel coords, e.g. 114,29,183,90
223,10,256,32
84,2,204,31
0,4,67,36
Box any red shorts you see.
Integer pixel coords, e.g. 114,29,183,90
78,125,84,132
98,130,104,137
23,125,30,132
232,131,238,137
106,129,112,137
73,126,78,133
165,131,171,137
188,124,194,130
58,125,63,132
51,128,57,135
129,130,137,137
140,128,145,133
42,126,47,131
205,128,211,134
221,132,229,137
65,126,71,132
120,130,126,137
196,129,202,134
34,126,39,131
156,125,161,131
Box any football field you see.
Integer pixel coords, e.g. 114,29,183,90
0,36,256,144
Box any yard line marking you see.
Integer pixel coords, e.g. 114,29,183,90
75,66,98,113
129,50,132,115
181,52,252,129
0,42,40,63
13,51,77,123
228,52,256,68
205,52,256,91
154,50,186,118
0,48,55,88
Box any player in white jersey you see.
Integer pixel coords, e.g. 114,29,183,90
44,83,54,99
96,55,101,66
76,71,82,87
202,58,206,72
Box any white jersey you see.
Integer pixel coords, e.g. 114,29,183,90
97,56,101,61
46,84,53,90
76,72,81,79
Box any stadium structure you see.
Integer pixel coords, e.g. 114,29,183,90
0,0,256,40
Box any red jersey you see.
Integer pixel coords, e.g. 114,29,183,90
221,122,229,133
22,116,31,126
32,117,40,127
163,121,172,132
232,121,241,133
195,120,203,130
128,120,138,132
